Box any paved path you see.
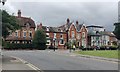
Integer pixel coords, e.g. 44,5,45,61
1,55,41,72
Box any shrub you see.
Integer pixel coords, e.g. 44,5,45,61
32,29,47,50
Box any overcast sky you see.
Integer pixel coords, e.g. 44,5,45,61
3,0,119,31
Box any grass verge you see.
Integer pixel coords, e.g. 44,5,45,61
75,50,119,59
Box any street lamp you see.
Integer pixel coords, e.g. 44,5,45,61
0,0,7,5
0,0,7,56
53,38,55,51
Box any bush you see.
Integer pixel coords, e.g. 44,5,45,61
3,42,34,50
32,29,47,50
109,45,118,50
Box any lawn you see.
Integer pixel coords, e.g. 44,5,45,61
75,50,119,59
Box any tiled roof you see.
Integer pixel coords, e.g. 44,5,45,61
5,36,32,41
101,31,115,37
16,16,36,28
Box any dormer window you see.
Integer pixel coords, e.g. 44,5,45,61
25,23,31,28
47,27,49,31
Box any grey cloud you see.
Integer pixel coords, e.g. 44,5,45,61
6,2,118,31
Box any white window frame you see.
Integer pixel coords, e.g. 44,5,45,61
46,40,50,45
15,31,18,37
23,31,27,38
82,32,85,38
77,33,80,39
47,27,49,31
59,39,64,45
72,31,75,38
46,33,49,38
29,31,32,38
60,33,63,39
54,33,56,38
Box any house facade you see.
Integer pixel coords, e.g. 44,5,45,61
37,18,88,49
87,25,118,47
37,23,67,49
5,10,36,44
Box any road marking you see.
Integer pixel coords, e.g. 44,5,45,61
10,56,43,72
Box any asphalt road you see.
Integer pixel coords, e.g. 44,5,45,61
2,50,118,71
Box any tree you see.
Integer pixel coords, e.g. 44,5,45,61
113,23,120,40
113,22,120,48
32,29,47,50
1,10,20,39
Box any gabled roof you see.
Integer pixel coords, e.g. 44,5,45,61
58,22,84,32
75,24,83,32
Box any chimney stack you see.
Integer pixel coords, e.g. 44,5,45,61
67,18,70,24
18,10,21,17
76,20,79,25
39,23,42,29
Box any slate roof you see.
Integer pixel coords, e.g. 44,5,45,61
41,22,84,33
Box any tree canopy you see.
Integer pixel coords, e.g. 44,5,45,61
32,29,47,50
1,10,20,38
113,22,120,40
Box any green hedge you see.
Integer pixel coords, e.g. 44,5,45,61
33,43,47,50
3,42,33,50
3,42,46,50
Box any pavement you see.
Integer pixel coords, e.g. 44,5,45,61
1,55,41,72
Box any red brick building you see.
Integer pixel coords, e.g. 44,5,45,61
37,18,88,49
5,10,36,44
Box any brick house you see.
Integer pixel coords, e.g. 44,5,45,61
61,19,88,48
37,18,88,49
37,23,67,49
5,10,36,44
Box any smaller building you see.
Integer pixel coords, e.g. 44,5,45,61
87,25,118,47
101,31,118,46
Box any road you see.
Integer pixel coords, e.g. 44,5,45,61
2,50,118,71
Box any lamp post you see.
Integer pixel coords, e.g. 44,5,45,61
0,0,7,5
53,38,55,51
0,0,7,56
69,40,72,53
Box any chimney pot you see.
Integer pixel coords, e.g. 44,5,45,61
76,21,78,25
18,10,21,17
67,18,70,23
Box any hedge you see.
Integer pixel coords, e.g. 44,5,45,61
3,42,47,50
3,42,34,50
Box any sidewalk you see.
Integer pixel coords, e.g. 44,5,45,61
55,49,120,63
1,55,40,72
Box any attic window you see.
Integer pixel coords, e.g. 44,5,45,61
47,27,49,31
25,23,31,27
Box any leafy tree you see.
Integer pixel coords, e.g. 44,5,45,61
113,22,120,40
1,10,20,39
32,29,47,50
